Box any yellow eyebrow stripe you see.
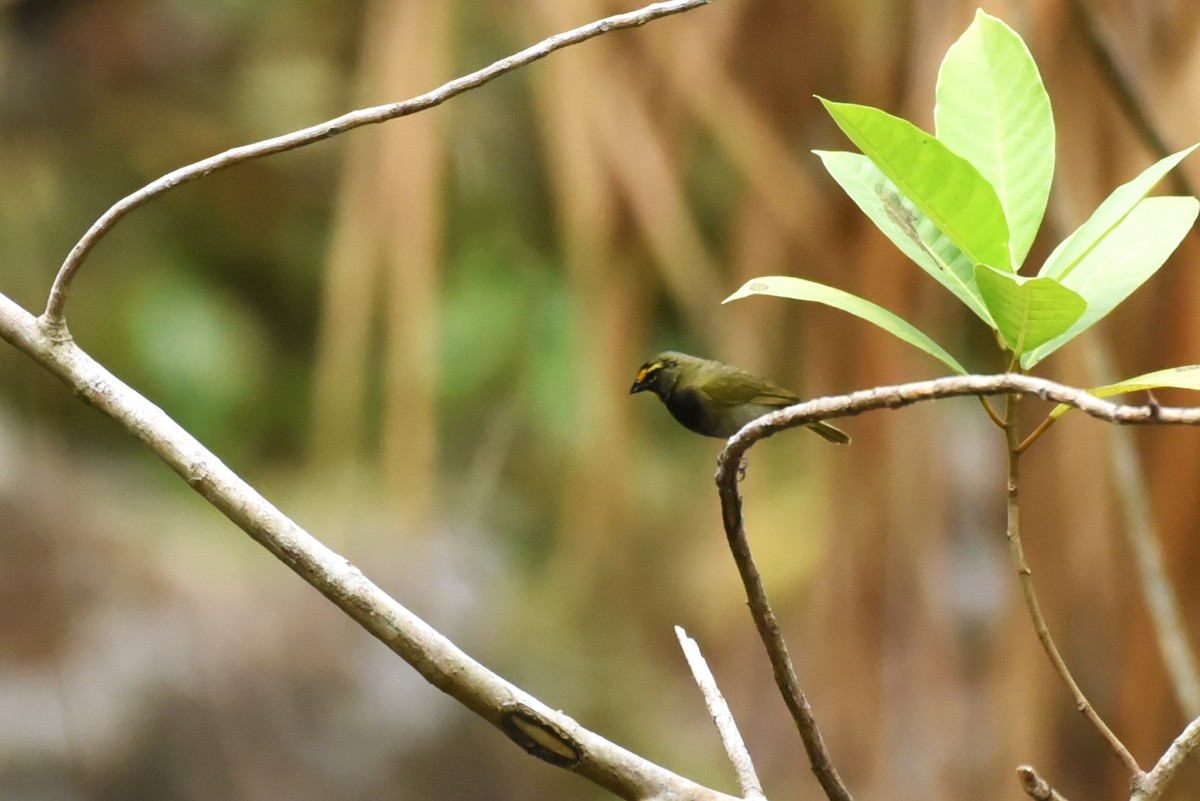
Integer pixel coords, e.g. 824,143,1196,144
637,362,663,383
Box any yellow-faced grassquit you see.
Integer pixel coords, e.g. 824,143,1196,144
630,351,849,444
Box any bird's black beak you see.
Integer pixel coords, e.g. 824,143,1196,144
630,380,646,394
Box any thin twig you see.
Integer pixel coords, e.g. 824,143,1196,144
978,395,1007,429
1002,393,1142,776
675,626,767,801
1016,414,1057,454
1016,764,1071,801
39,0,712,327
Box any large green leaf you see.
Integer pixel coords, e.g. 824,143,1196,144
935,10,1054,269
1039,144,1198,280
1024,195,1199,367
974,265,1086,357
819,98,1012,271
724,276,969,375
815,150,993,325
1049,364,1200,419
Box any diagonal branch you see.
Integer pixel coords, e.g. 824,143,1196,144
676,626,766,801
0,291,738,801
40,0,712,327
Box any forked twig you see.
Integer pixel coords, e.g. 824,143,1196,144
713,373,1200,799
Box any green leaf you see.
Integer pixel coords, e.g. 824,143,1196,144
1039,144,1198,280
1049,364,1200,419
935,10,1054,269
1024,195,1199,367
724,276,969,375
819,98,1012,271
974,265,1086,357
815,151,994,326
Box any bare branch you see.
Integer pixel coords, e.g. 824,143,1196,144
712,373,1200,799
1133,714,1200,801
675,627,766,801
0,292,737,801
715,471,852,801
40,0,712,327
714,375,1200,464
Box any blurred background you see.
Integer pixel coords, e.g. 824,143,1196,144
2,0,1200,799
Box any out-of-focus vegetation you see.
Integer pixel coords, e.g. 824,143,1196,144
3,1,1200,799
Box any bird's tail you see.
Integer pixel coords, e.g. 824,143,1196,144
807,420,851,444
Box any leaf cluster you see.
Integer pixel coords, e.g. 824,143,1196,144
728,10,1199,401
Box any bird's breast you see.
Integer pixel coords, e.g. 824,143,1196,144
664,387,727,438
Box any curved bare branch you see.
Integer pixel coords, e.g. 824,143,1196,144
40,0,712,327
713,373,1200,800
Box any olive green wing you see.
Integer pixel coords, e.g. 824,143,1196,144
699,369,799,407
701,370,850,444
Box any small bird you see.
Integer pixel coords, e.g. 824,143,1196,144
630,351,849,443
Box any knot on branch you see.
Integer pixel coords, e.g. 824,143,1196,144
500,705,581,767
